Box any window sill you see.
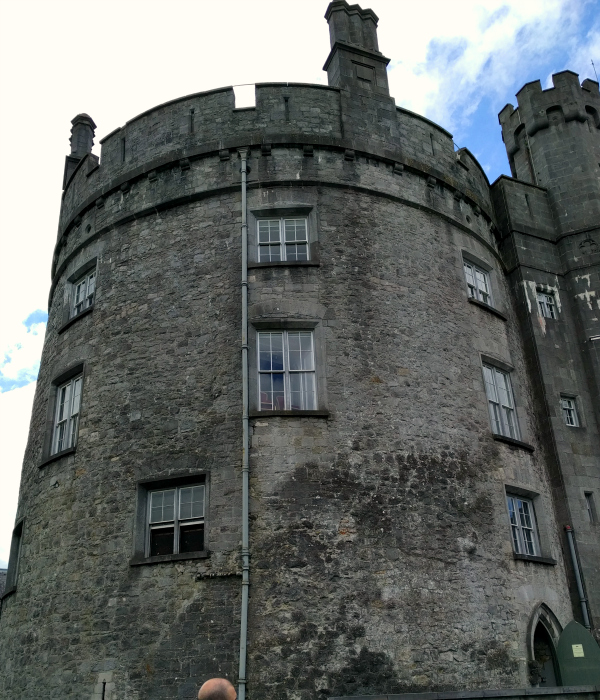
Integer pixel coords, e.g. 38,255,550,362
1,585,16,601
249,410,330,418
39,446,77,469
248,261,321,269
58,305,94,334
513,553,556,566
493,434,534,452
130,550,209,566
468,297,507,321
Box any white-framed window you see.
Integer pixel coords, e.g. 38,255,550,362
72,270,96,317
560,397,579,427
258,218,309,262
538,291,556,319
258,330,316,410
147,484,205,557
482,364,520,439
464,261,492,305
52,375,82,454
506,494,539,556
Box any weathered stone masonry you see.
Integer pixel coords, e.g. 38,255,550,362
1,2,599,700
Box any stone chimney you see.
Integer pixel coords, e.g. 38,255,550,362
323,1,390,96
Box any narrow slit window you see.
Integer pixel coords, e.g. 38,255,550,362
482,364,520,439
585,492,597,524
464,261,492,305
148,484,205,557
560,397,579,426
258,331,316,411
52,375,82,455
506,494,539,556
258,218,309,262
72,270,96,317
538,292,557,319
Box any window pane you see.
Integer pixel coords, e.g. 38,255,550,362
463,263,474,285
258,220,280,243
289,372,315,410
288,332,314,371
259,333,284,371
69,415,79,448
150,490,176,523
517,500,532,529
180,523,205,553
488,402,501,434
475,269,489,295
495,370,513,408
482,366,497,402
285,243,308,261
150,527,175,556
284,219,307,242
87,273,96,296
503,407,517,438
55,422,66,453
74,281,85,306
71,378,82,416
259,373,285,411
259,244,281,262
179,485,205,520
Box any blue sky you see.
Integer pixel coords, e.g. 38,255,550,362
1,0,598,567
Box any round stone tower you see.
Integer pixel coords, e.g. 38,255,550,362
1,3,593,700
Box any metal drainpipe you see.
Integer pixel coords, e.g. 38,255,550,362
237,147,250,700
565,525,591,629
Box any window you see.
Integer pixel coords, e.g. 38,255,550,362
538,291,556,319
464,261,492,305
52,375,82,454
506,494,539,556
585,492,597,524
483,364,520,439
147,484,205,556
72,270,96,317
258,330,315,410
258,218,308,262
560,397,579,427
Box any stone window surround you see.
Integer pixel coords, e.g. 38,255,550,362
479,353,534,452
1,517,24,600
503,484,556,565
560,394,581,428
461,249,505,317
248,302,329,417
39,362,86,469
130,472,210,566
58,257,98,334
248,205,320,268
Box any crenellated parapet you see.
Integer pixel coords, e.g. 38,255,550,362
499,71,600,158
498,71,600,232
56,82,494,275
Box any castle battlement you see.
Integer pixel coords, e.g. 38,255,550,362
499,70,600,156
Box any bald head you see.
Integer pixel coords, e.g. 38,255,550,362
198,678,237,700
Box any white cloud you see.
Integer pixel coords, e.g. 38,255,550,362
0,382,35,568
0,317,46,392
384,0,591,138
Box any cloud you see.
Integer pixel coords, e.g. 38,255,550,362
0,382,36,567
0,310,47,393
386,0,594,139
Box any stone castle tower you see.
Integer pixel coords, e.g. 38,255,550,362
1,2,599,699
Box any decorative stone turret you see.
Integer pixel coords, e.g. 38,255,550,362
323,0,390,96
498,71,600,232
63,113,96,189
